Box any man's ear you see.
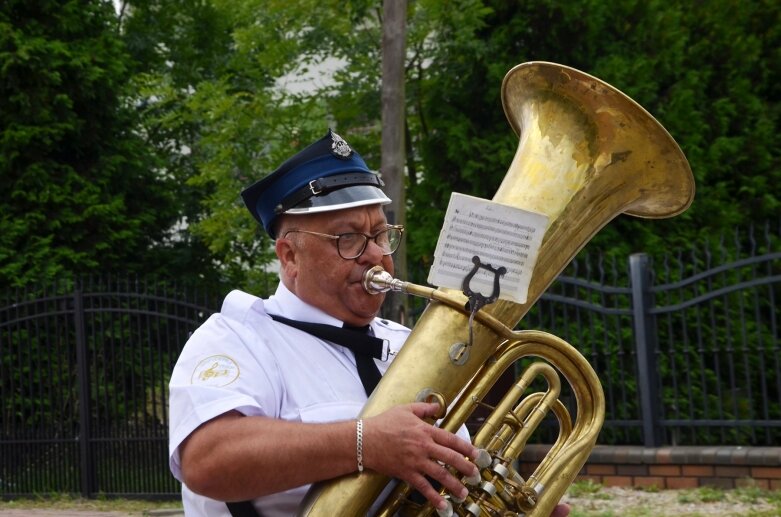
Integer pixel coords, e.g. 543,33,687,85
275,237,298,280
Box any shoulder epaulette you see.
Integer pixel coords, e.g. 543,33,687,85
220,289,264,324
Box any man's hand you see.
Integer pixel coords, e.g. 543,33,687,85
362,402,478,511
363,402,572,516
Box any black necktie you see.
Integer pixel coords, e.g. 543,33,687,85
268,314,384,396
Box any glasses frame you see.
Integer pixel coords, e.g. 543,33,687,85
283,224,405,260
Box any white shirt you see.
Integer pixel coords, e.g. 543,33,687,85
168,283,411,516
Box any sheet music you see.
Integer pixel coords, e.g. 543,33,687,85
427,193,548,304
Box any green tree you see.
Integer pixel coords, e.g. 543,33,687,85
0,0,178,288
404,0,780,264
118,0,242,290
126,0,388,293
120,0,779,290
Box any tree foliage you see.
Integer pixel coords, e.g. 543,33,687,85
227,0,779,274
402,0,780,265
0,0,183,289
0,0,197,287
2,0,778,292
124,0,379,292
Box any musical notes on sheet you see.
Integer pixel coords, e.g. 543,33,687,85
427,193,548,304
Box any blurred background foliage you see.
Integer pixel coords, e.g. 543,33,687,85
1,0,779,294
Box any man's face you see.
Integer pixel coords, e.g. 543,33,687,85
276,204,395,326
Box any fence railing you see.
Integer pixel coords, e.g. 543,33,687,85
0,277,220,497
521,222,780,447
1,222,779,497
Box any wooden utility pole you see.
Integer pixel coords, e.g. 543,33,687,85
380,0,408,323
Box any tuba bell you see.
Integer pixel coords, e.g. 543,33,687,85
298,61,695,516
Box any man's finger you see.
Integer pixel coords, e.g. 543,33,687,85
428,442,478,478
424,460,469,501
409,401,443,420
430,426,479,461
406,471,448,512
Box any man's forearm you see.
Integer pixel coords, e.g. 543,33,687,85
180,411,357,501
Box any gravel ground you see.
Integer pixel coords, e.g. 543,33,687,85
563,486,781,516
1,487,779,516
0,510,183,516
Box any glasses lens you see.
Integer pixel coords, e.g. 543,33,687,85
374,229,391,252
336,227,403,259
383,228,402,254
337,233,368,259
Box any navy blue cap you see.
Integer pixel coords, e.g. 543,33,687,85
241,130,391,238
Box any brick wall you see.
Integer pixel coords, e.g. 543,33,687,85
519,445,781,490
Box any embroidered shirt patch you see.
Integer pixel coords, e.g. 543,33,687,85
191,355,240,387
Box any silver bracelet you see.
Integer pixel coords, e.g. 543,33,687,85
356,419,364,473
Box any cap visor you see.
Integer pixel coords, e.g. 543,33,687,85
284,185,391,215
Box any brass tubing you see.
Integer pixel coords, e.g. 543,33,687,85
363,265,517,340
489,392,572,458
476,362,560,448
503,384,564,460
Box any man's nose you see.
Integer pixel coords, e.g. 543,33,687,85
357,237,384,263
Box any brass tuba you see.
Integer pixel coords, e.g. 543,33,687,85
298,61,695,516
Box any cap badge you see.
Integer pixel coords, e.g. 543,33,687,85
330,131,353,159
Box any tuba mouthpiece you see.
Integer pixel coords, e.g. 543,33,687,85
362,266,406,294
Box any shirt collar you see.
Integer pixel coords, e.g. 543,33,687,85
266,282,349,328
265,283,391,358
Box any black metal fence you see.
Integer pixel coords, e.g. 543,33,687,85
523,222,780,448
0,278,221,498
1,223,779,497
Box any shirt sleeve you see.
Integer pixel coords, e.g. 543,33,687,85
168,310,282,481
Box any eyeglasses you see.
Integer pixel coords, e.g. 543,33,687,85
283,225,404,260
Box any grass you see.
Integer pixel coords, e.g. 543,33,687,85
566,481,781,517
0,493,182,514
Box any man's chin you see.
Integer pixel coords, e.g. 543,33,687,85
357,301,383,320
348,295,384,322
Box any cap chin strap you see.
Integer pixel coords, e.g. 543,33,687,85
274,172,385,214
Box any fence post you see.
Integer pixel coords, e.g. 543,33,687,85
630,253,662,447
73,284,95,496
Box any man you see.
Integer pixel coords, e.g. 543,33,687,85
168,130,570,516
